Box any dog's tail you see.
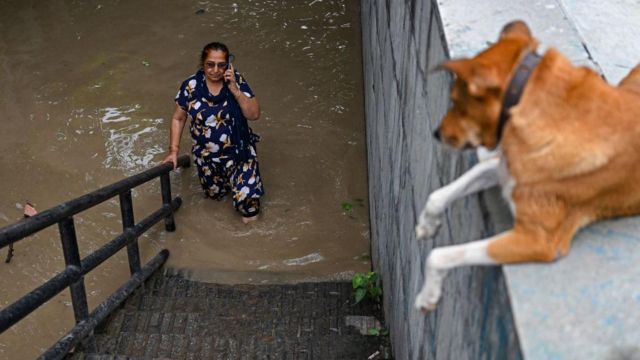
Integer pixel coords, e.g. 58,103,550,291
618,63,640,94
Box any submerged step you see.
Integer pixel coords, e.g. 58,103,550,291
67,271,389,359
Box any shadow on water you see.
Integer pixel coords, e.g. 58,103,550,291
0,0,368,358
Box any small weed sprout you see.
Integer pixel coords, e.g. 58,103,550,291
352,271,382,304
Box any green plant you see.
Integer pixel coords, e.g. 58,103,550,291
352,271,382,304
341,201,354,211
367,328,389,336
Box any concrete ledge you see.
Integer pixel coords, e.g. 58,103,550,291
438,1,640,358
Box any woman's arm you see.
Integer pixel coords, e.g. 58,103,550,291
225,65,261,121
230,88,260,120
162,105,188,169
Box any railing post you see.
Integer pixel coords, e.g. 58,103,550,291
58,217,96,352
160,173,176,232
119,190,141,275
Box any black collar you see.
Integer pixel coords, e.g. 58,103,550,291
496,51,541,140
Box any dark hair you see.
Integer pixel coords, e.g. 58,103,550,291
200,42,229,66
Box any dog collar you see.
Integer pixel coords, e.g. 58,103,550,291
496,51,541,140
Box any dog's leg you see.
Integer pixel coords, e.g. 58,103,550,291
475,146,499,162
416,157,500,239
415,237,497,312
415,230,560,313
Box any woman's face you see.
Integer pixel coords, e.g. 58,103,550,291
203,50,228,83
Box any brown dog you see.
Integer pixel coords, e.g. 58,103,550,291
414,20,640,312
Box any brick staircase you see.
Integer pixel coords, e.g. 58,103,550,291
66,271,389,359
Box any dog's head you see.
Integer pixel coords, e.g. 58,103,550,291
433,21,538,150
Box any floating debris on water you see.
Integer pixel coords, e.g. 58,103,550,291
284,253,323,266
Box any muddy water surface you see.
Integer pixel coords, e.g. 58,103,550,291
0,1,368,358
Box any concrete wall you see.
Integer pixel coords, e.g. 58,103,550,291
360,1,520,359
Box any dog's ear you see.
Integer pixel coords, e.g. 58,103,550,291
499,20,532,40
438,59,500,97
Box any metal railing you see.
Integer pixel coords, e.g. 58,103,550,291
0,154,191,359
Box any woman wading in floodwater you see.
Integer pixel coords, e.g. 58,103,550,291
163,42,264,223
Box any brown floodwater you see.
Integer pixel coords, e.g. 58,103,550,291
0,0,369,358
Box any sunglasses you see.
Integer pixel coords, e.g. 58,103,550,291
204,61,228,70
204,54,235,70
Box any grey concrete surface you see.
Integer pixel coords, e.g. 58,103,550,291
560,0,640,84
438,0,593,68
507,220,640,360
363,0,640,359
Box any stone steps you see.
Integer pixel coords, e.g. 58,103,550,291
66,271,388,359
69,331,376,359
100,310,360,337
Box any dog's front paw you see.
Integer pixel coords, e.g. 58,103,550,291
415,263,447,314
414,281,442,314
415,211,442,239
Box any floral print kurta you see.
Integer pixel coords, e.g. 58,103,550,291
175,69,264,216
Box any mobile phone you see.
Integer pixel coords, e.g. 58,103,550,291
225,54,235,84
227,54,235,70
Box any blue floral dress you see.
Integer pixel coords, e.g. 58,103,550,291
175,69,264,217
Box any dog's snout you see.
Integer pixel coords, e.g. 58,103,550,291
433,129,441,141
